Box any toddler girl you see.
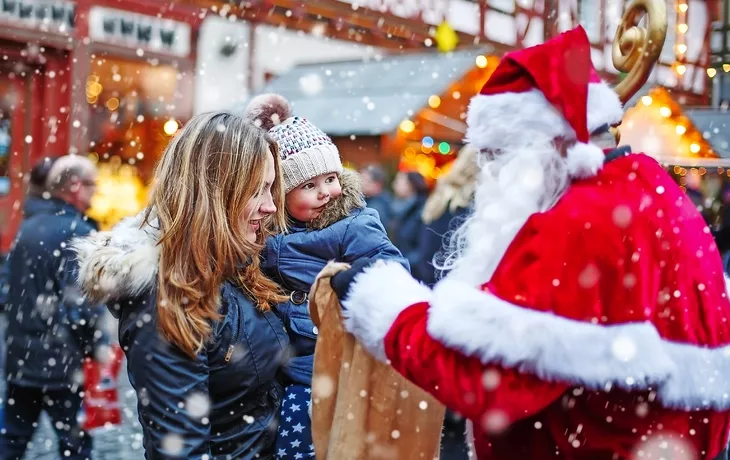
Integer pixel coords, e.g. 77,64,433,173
246,94,408,459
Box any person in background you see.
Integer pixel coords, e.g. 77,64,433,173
420,145,478,286
0,157,60,371
389,170,429,282
712,183,730,273
1,155,106,460
359,164,393,227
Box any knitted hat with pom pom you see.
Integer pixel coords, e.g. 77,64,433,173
245,94,343,193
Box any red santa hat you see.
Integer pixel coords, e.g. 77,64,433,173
466,26,623,179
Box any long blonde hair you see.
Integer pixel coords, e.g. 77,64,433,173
144,111,287,358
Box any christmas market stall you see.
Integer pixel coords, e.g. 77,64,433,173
241,47,500,185
619,85,730,223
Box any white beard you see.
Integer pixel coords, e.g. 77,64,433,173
440,142,571,287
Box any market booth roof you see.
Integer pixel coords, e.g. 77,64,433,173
684,109,730,160
235,49,482,136
618,86,730,167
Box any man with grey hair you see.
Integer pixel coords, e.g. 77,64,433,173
1,154,104,460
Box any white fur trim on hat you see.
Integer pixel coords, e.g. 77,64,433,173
281,144,344,193
587,82,623,133
465,82,623,176
465,89,573,150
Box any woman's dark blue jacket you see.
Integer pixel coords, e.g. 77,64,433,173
72,213,289,460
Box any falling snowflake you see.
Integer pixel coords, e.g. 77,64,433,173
612,205,632,228
635,402,649,418
481,409,509,435
611,336,638,362
299,73,323,96
482,369,501,390
578,264,600,289
161,433,184,455
630,433,697,460
186,392,211,419
312,374,335,399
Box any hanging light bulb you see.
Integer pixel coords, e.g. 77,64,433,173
708,68,718,78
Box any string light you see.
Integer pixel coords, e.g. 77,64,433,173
475,55,488,69
641,95,653,106
708,68,718,78
690,143,701,154
659,106,672,117
399,119,415,133
163,119,179,136
676,124,686,135
428,95,441,108
675,1,688,78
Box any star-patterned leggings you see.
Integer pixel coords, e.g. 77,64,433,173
275,383,314,459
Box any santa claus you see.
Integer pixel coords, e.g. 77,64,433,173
329,26,730,459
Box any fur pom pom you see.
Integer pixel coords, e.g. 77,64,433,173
244,93,292,131
566,142,604,179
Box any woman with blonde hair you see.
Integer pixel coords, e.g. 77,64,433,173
72,111,290,459
408,145,478,286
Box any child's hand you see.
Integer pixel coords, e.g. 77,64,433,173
330,257,376,303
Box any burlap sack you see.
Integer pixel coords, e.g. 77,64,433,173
308,262,445,460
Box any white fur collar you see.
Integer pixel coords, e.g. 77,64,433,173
71,211,161,303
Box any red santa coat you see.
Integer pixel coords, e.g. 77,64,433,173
342,152,730,459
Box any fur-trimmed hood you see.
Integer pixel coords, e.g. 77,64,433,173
72,212,161,304
307,169,365,230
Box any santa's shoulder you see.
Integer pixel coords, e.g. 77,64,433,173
551,152,688,228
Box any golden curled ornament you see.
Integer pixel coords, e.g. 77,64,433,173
610,0,668,142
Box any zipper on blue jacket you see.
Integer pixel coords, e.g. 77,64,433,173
224,286,242,364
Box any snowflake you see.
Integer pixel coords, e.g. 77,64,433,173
161,433,184,455
611,336,638,362
185,392,210,419
299,73,323,96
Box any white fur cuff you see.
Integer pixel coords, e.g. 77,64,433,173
342,260,432,361
426,278,730,411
